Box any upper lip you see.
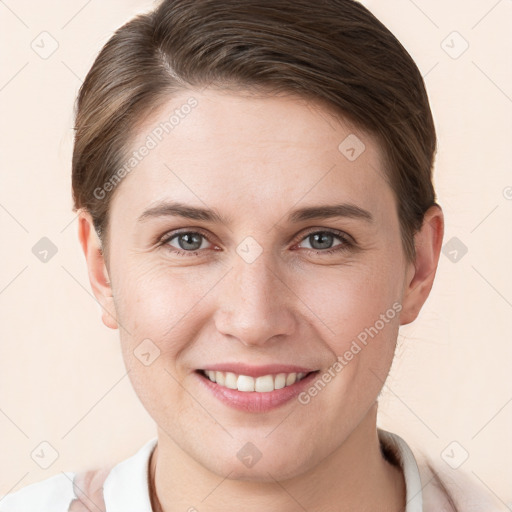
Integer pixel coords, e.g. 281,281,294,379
199,363,317,378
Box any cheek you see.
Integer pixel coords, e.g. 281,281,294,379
296,270,402,420
112,259,217,352
293,254,404,410
293,257,404,348
112,261,208,419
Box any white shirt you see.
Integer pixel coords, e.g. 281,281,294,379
0,429,505,511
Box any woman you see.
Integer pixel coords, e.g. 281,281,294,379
1,0,505,510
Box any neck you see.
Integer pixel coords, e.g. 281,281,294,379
149,404,405,512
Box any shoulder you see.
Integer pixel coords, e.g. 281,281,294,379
0,471,76,512
378,429,508,512
416,454,509,512
0,437,158,512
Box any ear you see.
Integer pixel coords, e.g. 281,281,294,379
77,210,118,330
400,204,444,326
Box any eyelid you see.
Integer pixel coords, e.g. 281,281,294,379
292,226,355,246
157,227,214,245
158,226,355,257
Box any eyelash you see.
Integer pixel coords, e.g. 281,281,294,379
157,228,355,257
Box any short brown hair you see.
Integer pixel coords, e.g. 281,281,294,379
72,0,438,263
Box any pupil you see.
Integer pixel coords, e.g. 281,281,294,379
180,233,201,250
312,232,332,250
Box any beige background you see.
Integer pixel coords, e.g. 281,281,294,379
1,0,511,506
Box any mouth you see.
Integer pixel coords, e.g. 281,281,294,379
197,369,314,392
194,366,320,412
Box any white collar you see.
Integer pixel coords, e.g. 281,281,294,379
102,429,422,511
378,428,423,512
103,436,157,512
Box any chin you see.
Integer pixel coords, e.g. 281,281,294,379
199,446,315,483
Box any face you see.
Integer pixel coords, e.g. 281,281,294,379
86,88,420,481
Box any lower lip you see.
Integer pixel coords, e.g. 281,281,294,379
195,370,319,413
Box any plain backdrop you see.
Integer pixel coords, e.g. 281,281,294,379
1,0,511,506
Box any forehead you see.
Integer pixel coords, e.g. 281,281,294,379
109,88,394,225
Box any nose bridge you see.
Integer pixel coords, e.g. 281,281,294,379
214,242,296,346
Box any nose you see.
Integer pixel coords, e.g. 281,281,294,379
213,249,297,347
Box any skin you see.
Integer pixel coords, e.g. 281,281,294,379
78,88,444,511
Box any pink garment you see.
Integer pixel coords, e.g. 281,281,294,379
68,467,111,512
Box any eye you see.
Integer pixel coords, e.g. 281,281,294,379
157,228,354,257
159,230,215,256
295,229,354,254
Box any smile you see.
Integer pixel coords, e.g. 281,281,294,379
195,363,320,412
200,369,310,392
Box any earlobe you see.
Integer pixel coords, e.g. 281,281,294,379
400,205,444,326
77,210,119,330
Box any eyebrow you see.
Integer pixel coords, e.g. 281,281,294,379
137,201,373,225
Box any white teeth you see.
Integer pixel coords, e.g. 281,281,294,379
202,370,310,392
225,372,238,389
286,373,297,386
237,375,255,392
215,371,225,386
255,375,274,392
274,373,286,390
